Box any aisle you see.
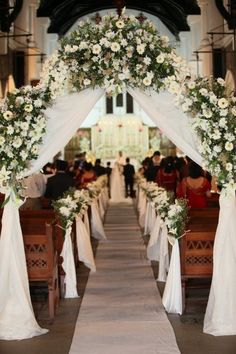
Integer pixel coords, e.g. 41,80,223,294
69,201,180,354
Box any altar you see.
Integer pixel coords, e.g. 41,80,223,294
91,114,149,160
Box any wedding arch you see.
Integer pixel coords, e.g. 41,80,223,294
0,13,235,340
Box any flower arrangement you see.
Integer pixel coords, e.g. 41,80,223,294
0,86,50,191
177,76,236,190
136,174,188,239
52,187,92,230
41,13,188,96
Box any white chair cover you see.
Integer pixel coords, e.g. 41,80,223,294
75,216,96,273
162,239,182,315
60,225,79,298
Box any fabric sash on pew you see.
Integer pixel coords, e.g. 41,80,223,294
138,189,147,229
147,215,161,261
144,201,156,235
98,194,105,222
91,200,107,240
157,224,169,282
162,238,182,315
60,224,79,298
75,216,96,272
84,211,90,236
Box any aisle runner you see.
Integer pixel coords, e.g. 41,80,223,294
70,201,180,354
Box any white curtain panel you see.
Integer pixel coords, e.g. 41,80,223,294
75,215,96,273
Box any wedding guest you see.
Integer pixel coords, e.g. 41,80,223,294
93,159,106,177
44,159,75,200
176,161,211,208
156,156,178,194
146,151,162,181
105,162,112,197
20,172,47,210
80,162,97,188
123,157,135,198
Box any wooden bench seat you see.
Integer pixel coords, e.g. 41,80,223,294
23,223,59,320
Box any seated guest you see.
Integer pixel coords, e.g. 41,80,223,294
93,159,106,177
44,159,75,200
146,151,162,181
176,161,211,208
20,173,47,210
156,156,178,194
80,162,97,188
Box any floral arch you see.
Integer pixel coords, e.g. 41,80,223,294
0,13,235,339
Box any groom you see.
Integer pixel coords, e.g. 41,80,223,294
123,157,135,198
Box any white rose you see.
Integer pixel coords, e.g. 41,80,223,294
202,108,212,118
225,142,233,151
199,88,208,96
217,78,225,86
92,44,101,55
15,96,24,106
110,42,120,52
218,98,229,109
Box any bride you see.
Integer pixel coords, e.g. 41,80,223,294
110,162,125,202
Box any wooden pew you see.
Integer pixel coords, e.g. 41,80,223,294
23,222,59,320
180,208,219,310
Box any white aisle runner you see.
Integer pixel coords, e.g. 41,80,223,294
69,201,180,354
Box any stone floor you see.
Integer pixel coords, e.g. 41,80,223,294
1,202,236,354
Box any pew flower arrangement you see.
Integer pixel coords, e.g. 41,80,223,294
177,76,236,191
164,199,188,239
41,12,188,96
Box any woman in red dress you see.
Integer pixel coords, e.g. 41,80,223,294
176,162,211,208
80,162,97,188
156,156,178,194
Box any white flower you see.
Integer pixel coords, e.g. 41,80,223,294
143,76,152,86
202,108,212,118
188,82,196,89
218,98,229,109
0,166,11,185
3,110,13,120
20,122,29,131
143,56,151,65
20,150,28,160
212,129,221,140
225,142,233,151
34,99,43,108
15,96,24,106
219,118,227,128
79,41,88,50
92,44,101,55
209,94,217,104
217,78,225,86
110,42,120,52
12,137,22,148
156,53,165,63
24,104,33,112
182,103,189,112
213,145,222,153
7,126,14,135
226,163,233,171
31,145,39,154
220,109,228,116
231,107,236,116
137,44,146,55
160,35,169,45
83,78,91,86
121,38,128,46
0,136,5,145
116,20,124,29
199,88,208,96
59,206,70,217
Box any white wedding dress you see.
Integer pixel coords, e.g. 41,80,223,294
110,163,125,202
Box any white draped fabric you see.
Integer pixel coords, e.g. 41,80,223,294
203,191,236,336
144,202,156,235
162,239,182,315
91,200,107,240
0,87,235,338
138,189,147,228
84,211,90,236
60,225,79,298
157,225,169,282
75,216,96,273
147,215,161,261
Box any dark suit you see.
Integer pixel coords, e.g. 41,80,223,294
123,163,135,197
44,172,75,200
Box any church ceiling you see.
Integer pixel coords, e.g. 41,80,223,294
36,0,200,38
